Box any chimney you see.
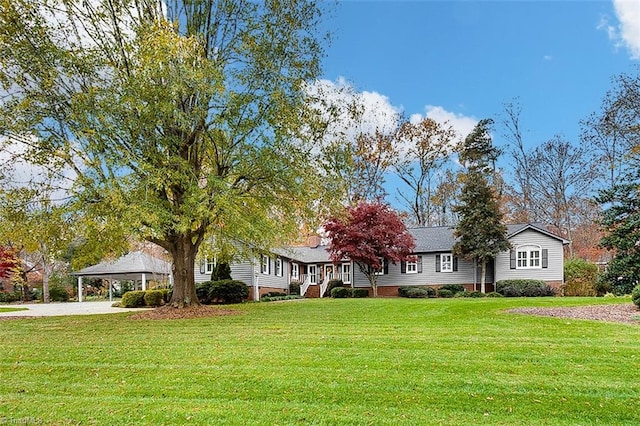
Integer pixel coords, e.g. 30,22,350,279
307,235,321,248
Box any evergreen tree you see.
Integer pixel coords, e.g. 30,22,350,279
595,170,640,295
453,119,510,293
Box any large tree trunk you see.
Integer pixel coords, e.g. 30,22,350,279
166,234,200,308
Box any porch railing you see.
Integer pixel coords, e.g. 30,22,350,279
299,275,312,297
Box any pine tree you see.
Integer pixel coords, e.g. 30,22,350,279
453,119,510,293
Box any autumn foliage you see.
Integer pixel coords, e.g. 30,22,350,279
324,201,415,297
0,247,18,279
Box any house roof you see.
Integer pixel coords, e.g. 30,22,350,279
73,251,172,280
279,223,568,263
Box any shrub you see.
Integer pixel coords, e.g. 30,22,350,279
632,285,640,308
261,294,304,302
564,258,599,296
324,279,344,297
485,292,504,298
49,284,70,302
455,291,485,298
352,288,369,298
196,281,215,304
437,289,453,298
289,280,301,295
263,292,287,298
208,280,249,304
331,287,351,298
405,287,430,298
121,291,146,308
0,291,21,303
496,280,556,297
158,289,171,303
438,284,466,296
144,290,164,307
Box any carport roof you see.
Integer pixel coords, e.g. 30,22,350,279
72,251,172,280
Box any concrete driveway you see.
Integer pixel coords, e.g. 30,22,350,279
0,301,146,317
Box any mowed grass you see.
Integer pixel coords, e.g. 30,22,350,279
0,307,27,313
1,297,639,425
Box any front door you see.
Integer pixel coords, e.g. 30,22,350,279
324,265,335,282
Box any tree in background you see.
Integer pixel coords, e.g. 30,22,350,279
0,0,330,307
454,119,510,293
394,118,458,227
324,201,415,297
0,186,74,303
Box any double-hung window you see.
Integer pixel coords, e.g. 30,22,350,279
291,263,299,280
275,258,282,277
516,246,541,269
261,255,270,274
406,260,418,274
342,263,351,284
440,254,453,272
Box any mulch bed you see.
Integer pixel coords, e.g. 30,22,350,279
127,305,244,320
508,303,640,325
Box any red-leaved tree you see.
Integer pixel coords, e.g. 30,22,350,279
324,201,416,297
0,247,18,281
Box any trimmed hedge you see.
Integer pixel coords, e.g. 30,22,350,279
49,284,70,302
437,289,453,298
438,284,466,295
121,291,146,308
564,258,598,296
261,295,303,302
455,291,485,298
352,288,369,298
632,284,640,308
208,279,249,304
398,286,436,298
324,279,344,297
144,290,164,307
289,280,301,295
496,279,556,297
331,287,352,298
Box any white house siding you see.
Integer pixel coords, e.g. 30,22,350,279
494,229,564,284
352,254,491,289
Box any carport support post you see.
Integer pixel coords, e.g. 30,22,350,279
108,279,113,302
77,276,83,303
142,273,147,291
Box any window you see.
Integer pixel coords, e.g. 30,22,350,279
261,255,270,275
516,246,542,269
406,260,418,274
308,265,317,284
200,258,215,275
374,257,386,275
291,263,299,280
342,263,351,284
440,254,453,273
275,258,282,277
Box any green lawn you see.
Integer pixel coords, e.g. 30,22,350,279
1,297,638,425
0,307,27,313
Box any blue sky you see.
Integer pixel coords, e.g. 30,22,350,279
318,0,639,154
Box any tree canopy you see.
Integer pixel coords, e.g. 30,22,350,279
324,201,415,297
0,0,330,307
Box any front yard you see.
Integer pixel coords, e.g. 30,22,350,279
0,297,638,425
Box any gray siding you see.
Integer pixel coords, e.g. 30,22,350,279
253,256,289,290
194,259,254,286
495,229,564,283
352,253,490,288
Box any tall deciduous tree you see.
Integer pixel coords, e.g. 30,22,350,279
0,0,329,307
394,118,458,227
454,119,510,293
324,201,415,297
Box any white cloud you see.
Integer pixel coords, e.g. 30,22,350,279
411,105,478,141
601,1,640,59
305,77,402,142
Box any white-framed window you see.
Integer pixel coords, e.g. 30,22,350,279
374,257,385,275
201,258,215,275
406,260,418,274
516,245,541,269
275,258,282,277
342,263,351,284
291,263,299,280
308,264,317,284
261,254,270,275
441,254,453,273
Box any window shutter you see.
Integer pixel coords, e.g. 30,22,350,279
418,256,423,273
435,254,441,272
200,260,205,274
383,259,389,275
453,256,458,272
542,249,548,268
401,261,406,274
510,250,516,269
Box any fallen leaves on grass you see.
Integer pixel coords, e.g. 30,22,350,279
508,303,639,325
127,305,243,320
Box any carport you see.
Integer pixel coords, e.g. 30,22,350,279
73,251,172,302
